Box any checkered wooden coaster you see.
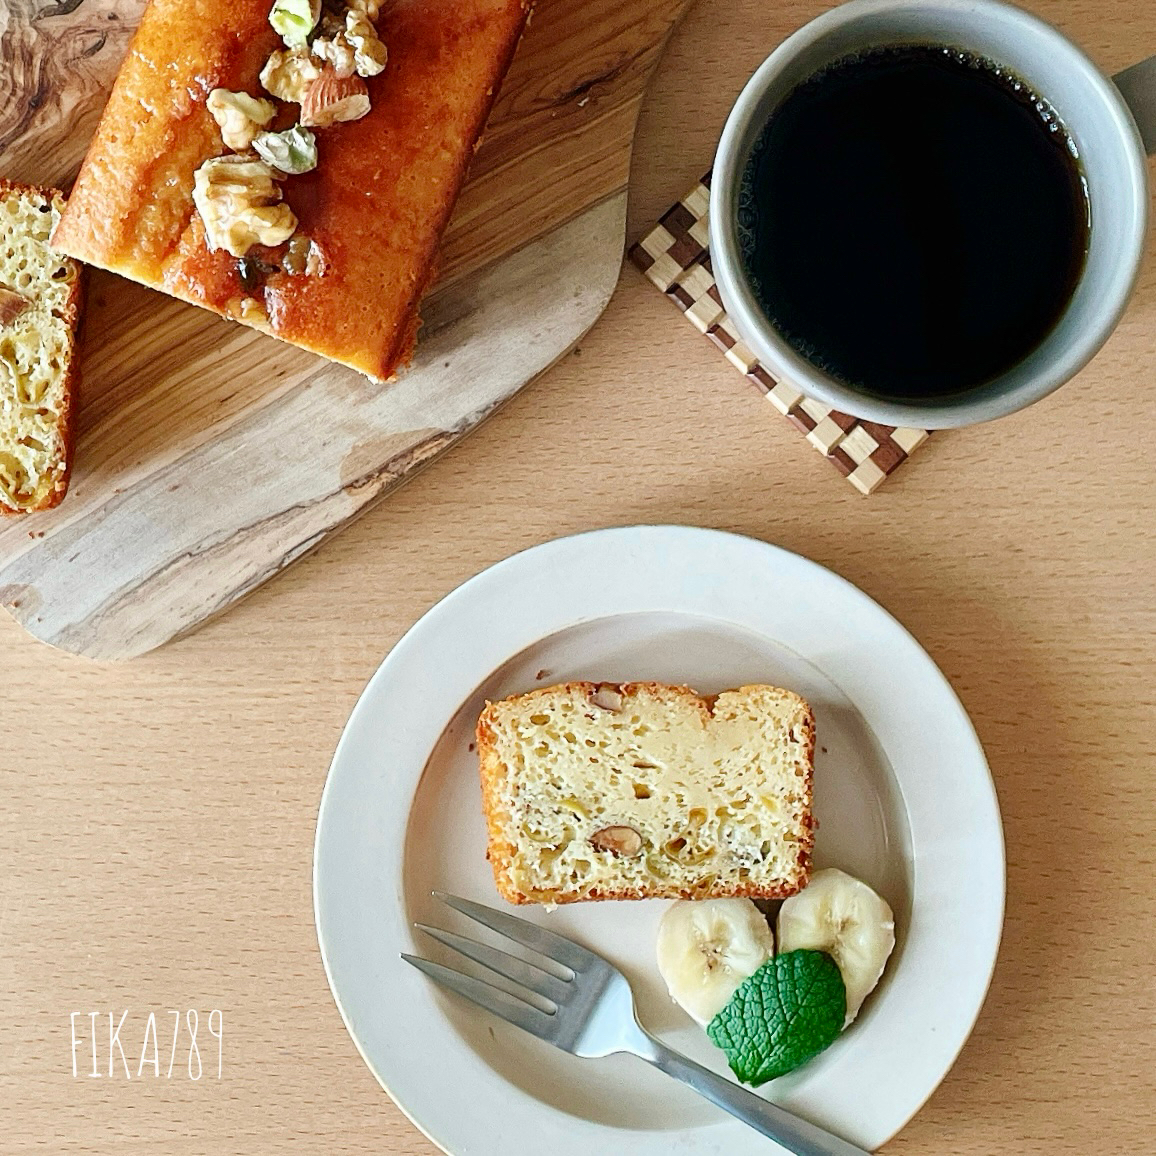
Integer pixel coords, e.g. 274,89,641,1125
628,173,930,494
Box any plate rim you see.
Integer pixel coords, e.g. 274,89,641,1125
314,524,1006,1154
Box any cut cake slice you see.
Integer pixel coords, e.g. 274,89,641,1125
52,0,532,381
478,682,816,905
0,180,83,514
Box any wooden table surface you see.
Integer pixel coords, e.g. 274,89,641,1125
3,0,1154,1151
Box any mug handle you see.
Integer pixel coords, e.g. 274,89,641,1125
1114,57,1156,154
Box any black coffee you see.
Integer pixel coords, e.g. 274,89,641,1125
738,45,1090,400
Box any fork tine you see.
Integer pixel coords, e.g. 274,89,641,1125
401,954,556,1040
415,924,571,1003
433,893,596,973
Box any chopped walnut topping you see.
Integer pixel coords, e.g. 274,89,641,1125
192,156,298,258
300,66,370,127
344,10,387,76
206,89,276,151
260,47,322,104
312,10,386,79
310,28,357,78
230,0,388,263
315,7,344,37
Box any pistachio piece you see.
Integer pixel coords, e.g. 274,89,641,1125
269,0,320,48
590,825,644,857
521,822,556,845
253,125,318,175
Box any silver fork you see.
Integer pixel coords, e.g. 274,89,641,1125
403,893,870,1155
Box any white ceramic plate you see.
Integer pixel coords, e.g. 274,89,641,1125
314,525,1004,1154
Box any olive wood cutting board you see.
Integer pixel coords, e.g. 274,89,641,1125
0,0,694,659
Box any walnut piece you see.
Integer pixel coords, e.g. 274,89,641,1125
206,89,276,151
314,8,344,40
300,66,370,127
192,156,297,258
345,10,388,76
311,29,357,78
590,825,644,857
0,287,30,328
260,47,321,104
313,10,387,79
346,0,381,18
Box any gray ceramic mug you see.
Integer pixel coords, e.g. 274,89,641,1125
710,0,1156,429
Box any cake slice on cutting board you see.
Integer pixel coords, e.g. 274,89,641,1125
0,180,82,514
52,0,532,381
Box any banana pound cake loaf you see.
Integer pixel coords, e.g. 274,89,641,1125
478,682,816,905
52,0,531,380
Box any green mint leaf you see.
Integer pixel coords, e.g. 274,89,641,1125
706,949,845,1085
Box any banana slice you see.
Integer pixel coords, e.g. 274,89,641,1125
777,867,895,1025
656,898,775,1026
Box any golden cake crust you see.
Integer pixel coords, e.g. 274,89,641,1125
52,0,531,380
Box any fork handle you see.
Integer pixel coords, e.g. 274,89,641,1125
637,1037,872,1155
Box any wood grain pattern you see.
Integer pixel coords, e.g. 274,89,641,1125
437,0,688,286
0,0,693,659
0,0,144,187
0,194,626,658
0,2,1154,1155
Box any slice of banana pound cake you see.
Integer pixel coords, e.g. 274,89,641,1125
0,180,82,514
477,682,816,904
